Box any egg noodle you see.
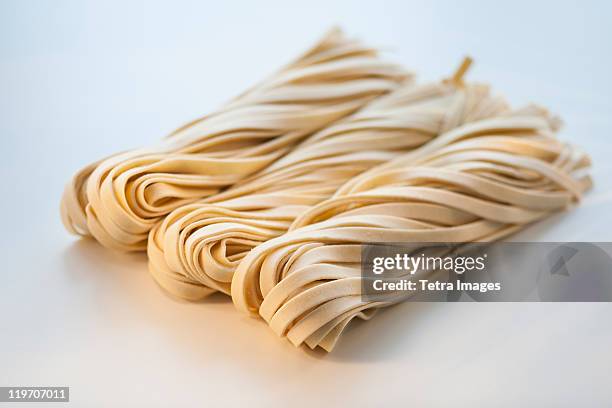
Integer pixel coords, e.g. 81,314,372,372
60,28,592,352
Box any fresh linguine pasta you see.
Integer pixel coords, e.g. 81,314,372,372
60,28,409,251
148,64,510,301
58,27,593,354
230,108,592,351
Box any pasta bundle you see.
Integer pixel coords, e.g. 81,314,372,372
148,68,510,300
230,109,592,351
60,28,409,251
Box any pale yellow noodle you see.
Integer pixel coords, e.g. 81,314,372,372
148,68,510,300
231,109,591,351
60,28,409,251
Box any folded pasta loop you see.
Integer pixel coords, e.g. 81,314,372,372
149,70,511,300
231,108,591,351
61,28,410,251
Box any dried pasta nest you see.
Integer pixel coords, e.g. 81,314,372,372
231,109,591,351
61,28,409,251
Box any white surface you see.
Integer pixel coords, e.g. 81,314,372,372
1,1,611,406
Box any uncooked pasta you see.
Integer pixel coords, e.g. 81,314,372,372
148,64,510,301
58,26,593,354
230,108,592,351
60,28,409,251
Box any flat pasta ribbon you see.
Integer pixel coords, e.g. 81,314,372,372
230,109,591,351
148,77,510,300
60,28,409,251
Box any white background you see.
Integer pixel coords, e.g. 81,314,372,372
1,1,611,406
